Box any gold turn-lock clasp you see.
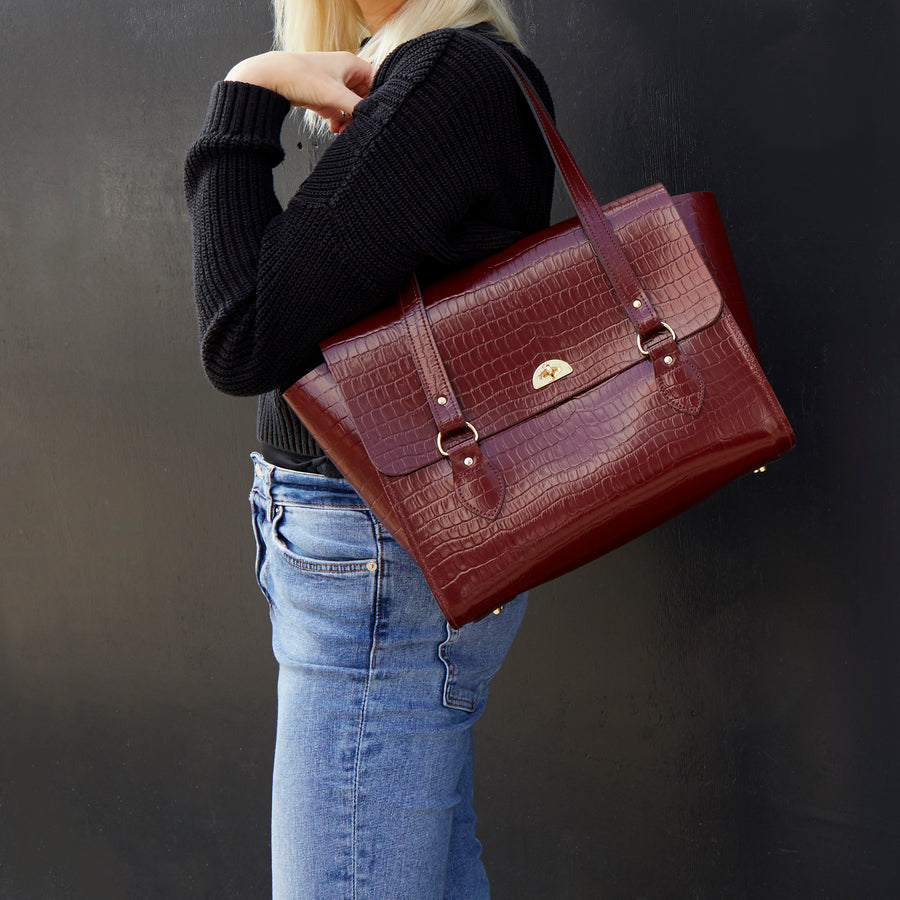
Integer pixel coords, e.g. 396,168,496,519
532,359,573,390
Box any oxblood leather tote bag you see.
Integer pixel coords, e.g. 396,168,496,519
283,32,795,627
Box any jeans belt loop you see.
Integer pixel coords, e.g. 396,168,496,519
255,457,275,521
267,467,277,522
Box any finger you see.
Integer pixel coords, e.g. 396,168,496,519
346,68,373,98
310,104,348,123
334,85,367,115
337,52,373,92
311,107,350,133
329,54,372,101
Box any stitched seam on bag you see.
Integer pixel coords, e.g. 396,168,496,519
656,354,704,416
453,452,505,520
722,313,794,440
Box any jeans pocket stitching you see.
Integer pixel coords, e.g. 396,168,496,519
249,497,274,608
270,505,376,574
438,624,478,713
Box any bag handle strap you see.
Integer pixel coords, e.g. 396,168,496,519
457,29,665,342
398,30,679,472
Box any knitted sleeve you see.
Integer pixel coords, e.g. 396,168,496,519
184,28,552,397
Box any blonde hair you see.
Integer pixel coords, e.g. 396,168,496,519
272,0,523,134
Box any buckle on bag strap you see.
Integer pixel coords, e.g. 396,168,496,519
637,321,677,356
436,422,479,457
400,276,505,520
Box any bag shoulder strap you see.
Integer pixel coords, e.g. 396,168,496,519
456,28,665,340
397,29,683,469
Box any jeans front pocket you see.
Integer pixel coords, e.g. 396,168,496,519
260,501,382,671
438,593,528,713
270,502,377,573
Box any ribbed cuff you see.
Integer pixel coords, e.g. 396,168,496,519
202,80,291,145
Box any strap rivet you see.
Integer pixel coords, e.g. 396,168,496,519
437,396,447,406
464,457,475,467
633,300,642,309
664,355,674,366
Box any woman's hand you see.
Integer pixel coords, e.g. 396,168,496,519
225,51,373,133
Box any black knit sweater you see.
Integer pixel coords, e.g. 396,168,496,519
184,23,556,468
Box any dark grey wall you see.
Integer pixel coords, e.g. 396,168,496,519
1,1,897,897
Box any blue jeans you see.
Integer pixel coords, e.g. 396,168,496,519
249,453,527,899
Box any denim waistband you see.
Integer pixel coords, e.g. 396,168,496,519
250,451,369,509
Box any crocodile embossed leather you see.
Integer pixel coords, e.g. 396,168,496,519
283,33,795,627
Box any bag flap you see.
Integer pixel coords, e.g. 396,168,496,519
320,184,724,477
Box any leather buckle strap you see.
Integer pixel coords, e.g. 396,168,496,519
399,277,505,520
399,275,468,437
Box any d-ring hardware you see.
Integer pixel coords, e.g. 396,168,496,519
437,422,479,457
637,322,677,356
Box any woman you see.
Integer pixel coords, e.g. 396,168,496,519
184,0,556,896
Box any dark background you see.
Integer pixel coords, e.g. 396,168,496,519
1,0,897,897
